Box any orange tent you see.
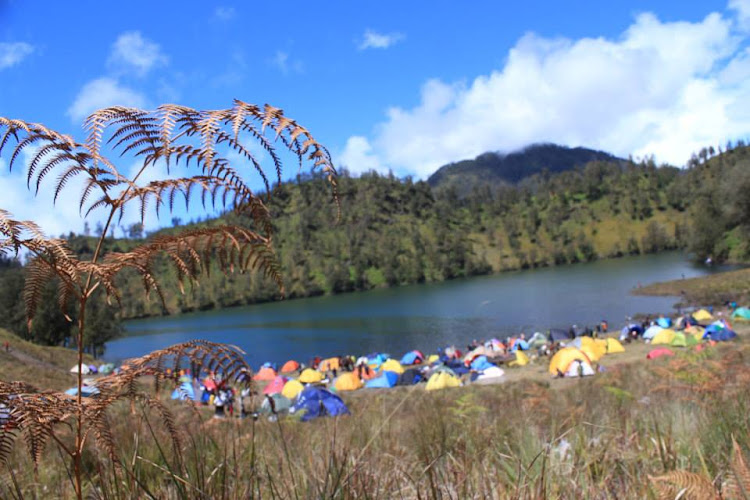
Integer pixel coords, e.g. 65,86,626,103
319,357,341,372
253,366,277,381
280,360,300,373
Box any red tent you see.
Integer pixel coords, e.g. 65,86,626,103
263,375,288,395
253,366,277,381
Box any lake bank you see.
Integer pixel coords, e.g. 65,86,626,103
635,266,750,306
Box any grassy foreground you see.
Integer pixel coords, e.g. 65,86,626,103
636,267,750,307
3,326,750,498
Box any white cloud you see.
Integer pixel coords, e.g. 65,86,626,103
340,136,386,175
67,77,147,123
271,50,303,74
0,42,33,70
341,9,750,177
214,6,236,21
358,29,404,50
730,0,750,30
108,31,167,76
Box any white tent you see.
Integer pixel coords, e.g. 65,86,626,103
70,364,91,375
564,360,595,378
642,325,663,340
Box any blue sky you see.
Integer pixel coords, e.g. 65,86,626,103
0,0,749,236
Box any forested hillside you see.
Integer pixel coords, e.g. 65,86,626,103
3,142,748,350
427,143,622,195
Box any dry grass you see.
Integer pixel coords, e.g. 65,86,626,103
637,267,750,306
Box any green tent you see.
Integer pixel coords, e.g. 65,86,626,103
670,331,688,348
732,307,750,320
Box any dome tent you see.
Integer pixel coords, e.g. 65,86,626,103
290,387,349,422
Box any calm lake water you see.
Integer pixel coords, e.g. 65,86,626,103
107,253,725,367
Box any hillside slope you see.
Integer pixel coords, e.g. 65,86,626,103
428,143,623,195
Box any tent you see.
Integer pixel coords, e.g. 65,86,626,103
333,372,363,392
98,363,115,374
651,329,676,345
732,307,750,320
259,394,292,414
463,346,494,364
282,379,305,400
509,350,529,367
669,331,688,348
605,338,625,354
425,371,461,391
647,348,674,360
470,356,495,372
548,347,591,375
528,332,548,348
571,337,606,362
299,368,325,384
475,366,505,384
280,360,300,373
356,365,377,380
564,360,595,377
365,371,399,389
65,385,100,398
426,354,440,364
70,364,91,375
549,328,573,342
397,368,424,386
380,359,405,374
263,375,288,395
319,357,340,373
253,367,277,381
643,325,663,340
290,387,350,422
171,379,196,401
656,317,672,328
692,309,714,322
399,350,424,365
706,327,737,342
367,353,389,369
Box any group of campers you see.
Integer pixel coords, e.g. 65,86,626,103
153,306,744,421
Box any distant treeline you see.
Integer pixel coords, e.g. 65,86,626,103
1,142,748,350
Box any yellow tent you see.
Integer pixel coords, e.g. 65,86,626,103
333,372,362,391
426,354,439,364
319,357,340,372
576,337,606,362
425,371,461,391
508,350,529,367
605,338,625,354
281,379,304,399
692,309,713,322
651,329,676,345
548,347,590,375
380,359,405,374
299,368,325,383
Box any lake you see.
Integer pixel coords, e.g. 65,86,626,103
107,252,725,367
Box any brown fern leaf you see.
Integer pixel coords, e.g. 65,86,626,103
722,438,750,500
93,225,283,306
649,471,719,500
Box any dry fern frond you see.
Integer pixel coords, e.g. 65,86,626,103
723,437,750,500
649,471,719,500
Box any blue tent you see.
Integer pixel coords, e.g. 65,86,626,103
470,356,495,372
65,386,100,398
656,317,672,328
365,371,399,388
367,353,389,368
290,387,349,422
399,351,423,365
171,380,196,401
704,324,737,341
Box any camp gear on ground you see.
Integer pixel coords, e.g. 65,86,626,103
647,348,675,359
425,371,461,391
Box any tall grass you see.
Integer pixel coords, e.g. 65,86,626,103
3,341,750,498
